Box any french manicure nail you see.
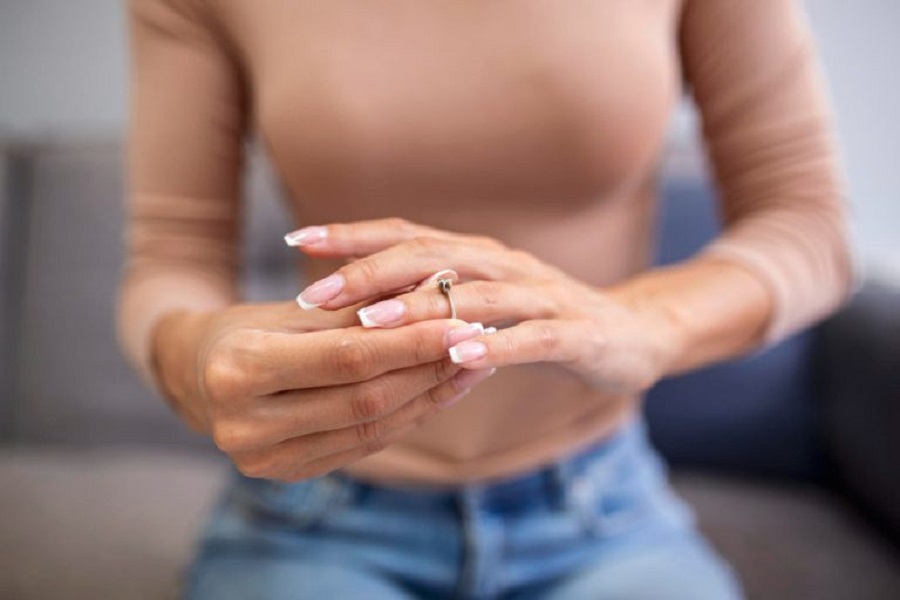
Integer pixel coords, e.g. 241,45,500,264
358,300,406,327
445,322,484,348
449,340,488,364
453,367,497,391
483,327,498,335
296,273,345,309
284,226,328,247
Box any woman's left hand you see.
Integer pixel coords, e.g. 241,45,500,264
286,219,681,394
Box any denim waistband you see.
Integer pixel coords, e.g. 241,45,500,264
331,416,652,516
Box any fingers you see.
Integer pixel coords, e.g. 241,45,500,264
284,218,446,259
230,366,497,481
356,280,560,329
295,237,521,310
445,319,586,370
244,359,462,446
231,319,483,395
210,301,360,333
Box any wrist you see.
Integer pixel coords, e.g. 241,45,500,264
150,309,213,426
604,283,689,380
603,258,773,377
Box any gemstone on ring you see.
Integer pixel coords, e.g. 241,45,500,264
438,278,457,320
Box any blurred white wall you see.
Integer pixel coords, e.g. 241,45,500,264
807,0,900,273
0,0,897,268
0,0,127,134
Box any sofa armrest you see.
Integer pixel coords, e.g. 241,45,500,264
815,279,900,543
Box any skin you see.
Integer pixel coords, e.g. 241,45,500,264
144,1,781,483
154,301,497,481
153,217,770,483
292,219,772,386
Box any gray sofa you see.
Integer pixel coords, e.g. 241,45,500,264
1,137,899,600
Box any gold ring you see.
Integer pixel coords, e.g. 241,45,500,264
437,278,457,320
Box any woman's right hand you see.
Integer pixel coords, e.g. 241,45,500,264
151,302,492,481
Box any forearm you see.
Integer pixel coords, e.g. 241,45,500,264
116,268,235,388
605,256,774,377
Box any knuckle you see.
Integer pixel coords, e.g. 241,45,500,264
211,420,261,453
350,385,390,422
476,235,506,250
347,257,381,286
234,455,273,480
507,247,530,261
537,282,566,316
202,353,248,401
472,280,502,307
409,328,438,365
424,385,451,409
408,236,442,256
431,357,457,384
533,323,561,356
507,248,537,270
329,338,375,380
363,437,389,455
386,217,414,234
202,331,273,399
354,419,387,448
232,331,268,364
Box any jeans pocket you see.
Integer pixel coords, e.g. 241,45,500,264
230,472,354,531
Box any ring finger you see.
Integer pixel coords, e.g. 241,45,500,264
356,279,561,329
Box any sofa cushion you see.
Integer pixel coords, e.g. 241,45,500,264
0,145,16,440
9,141,296,448
0,447,227,600
816,280,900,544
675,473,900,600
11,141,209,447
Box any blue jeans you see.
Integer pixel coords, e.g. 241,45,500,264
186,418,743,599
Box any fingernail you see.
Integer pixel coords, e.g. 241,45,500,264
358,300,406,328
296,274,345,309
483,327,498,335
441,388,471,408
453,367,497,391
449,340,487,364
284,226,327,247
445,322,484,348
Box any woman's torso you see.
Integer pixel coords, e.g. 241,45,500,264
219,0,684,483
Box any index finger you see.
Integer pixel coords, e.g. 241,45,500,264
284,218,447,259
252,318,476,394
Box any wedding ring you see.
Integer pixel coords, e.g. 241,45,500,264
438,278,457,320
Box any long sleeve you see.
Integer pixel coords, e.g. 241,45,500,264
679,0,856,343
118,0,247,384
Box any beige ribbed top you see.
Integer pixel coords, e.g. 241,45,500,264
121,0,852,484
